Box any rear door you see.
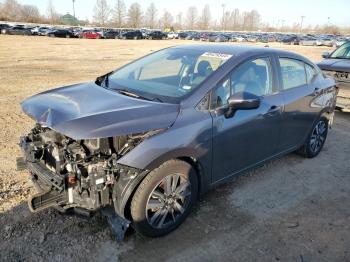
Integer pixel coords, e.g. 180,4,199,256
211,56,284,182
276,57,320,151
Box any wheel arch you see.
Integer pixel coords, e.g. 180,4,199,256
120,154,205,221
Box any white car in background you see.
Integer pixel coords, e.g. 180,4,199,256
300,37,323,46
167,32,178,39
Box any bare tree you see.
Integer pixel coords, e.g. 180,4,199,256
175,12,183,29
145,2,157,29
20,4,40,23
198,4,211,30
46,0,59,24
112,0,126,28
186,6,197,29
231,8,241,30
93,0,111,26
127,3,143,28
1,0,21,21
160,10,173,29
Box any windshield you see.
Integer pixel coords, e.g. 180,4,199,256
102,48,232,103
331,42,350,59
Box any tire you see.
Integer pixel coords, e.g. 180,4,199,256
130,159,198,237
133,36,138,40
297,117,328,158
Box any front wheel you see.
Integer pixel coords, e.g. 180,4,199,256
130,160,198,237
297,117,328,158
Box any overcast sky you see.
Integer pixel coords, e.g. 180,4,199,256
12,0,350,27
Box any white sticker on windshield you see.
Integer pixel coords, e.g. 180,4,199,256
201,52,232,60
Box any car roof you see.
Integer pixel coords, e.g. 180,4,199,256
173,44,304,59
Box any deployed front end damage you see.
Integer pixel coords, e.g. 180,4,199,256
17,82,180,240
18,124,155,240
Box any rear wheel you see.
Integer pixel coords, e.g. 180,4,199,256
131,160,198,237
297,117,328,158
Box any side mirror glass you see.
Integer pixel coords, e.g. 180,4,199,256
322,52,330,58
225,92,260,118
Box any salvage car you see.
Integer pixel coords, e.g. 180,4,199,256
121,30,143,40
18,45,337,239
48,29,75,38
318,41,350,109
2,25,31,35
147,30,167,40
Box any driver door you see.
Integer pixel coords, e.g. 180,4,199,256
211,57,284,183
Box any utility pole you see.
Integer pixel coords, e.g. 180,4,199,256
72,0,76,19
221,4,225,31
300,16,305,34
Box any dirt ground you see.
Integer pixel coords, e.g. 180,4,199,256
0,35,349,262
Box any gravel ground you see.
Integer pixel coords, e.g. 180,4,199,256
0,35,349,262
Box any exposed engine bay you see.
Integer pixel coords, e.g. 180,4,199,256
18,124,156,239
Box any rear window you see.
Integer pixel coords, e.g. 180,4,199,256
279,58,307,90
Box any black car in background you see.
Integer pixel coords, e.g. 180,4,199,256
104,30,120,39
121,30,143,39
2,25,31,35
47,29,75,38
147,30,167,40
0,23,11,34
282,36,301,45
317,41,350,109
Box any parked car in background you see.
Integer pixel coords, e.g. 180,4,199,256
36,27,51,36
104,30,120,39
178,32,188,39
80,29,103,39
167,31,178,39
209,33,229,42
2,25,31,35
18,44,337,240
121,30,143,39
282,36,300,45
147,30,167,40
318,41,350,109
48,29,75,38
0,23,10,34
300,37,323,46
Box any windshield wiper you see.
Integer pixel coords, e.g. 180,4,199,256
115,89,163,102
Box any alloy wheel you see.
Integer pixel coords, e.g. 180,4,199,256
310,120,327,153
146,173,191,229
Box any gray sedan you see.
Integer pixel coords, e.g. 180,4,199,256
19,45,337,239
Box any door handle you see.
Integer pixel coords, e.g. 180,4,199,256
268,105,281,113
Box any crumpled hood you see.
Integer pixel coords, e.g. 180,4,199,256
21,82,180,139
317,59,350,72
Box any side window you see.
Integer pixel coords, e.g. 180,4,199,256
211,78,230,108
231,58,273,96
279,58,307,89
210,57,273,109
305,63,318,83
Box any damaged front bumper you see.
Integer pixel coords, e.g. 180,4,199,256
18,134,148,240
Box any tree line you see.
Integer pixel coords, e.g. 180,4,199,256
0,0,347,34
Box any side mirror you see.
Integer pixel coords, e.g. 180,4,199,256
225,92,260,118
322,52,330,58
